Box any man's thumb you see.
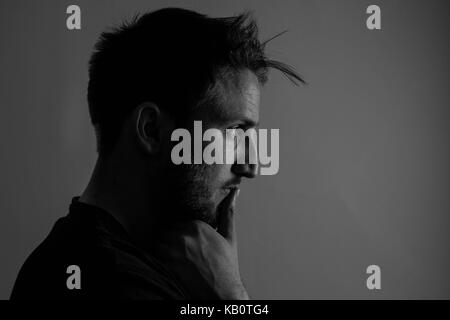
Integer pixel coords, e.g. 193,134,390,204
217,188,240,243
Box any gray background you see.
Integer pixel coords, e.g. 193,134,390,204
1,0,449,299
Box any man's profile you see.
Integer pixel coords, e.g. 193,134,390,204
10,7,303,299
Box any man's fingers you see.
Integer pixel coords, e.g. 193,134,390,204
217,188,240,243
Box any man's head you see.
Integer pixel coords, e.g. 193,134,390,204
87,8,303,227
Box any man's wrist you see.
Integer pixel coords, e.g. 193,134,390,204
219,283,249,300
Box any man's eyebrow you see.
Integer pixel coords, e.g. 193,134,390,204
241,118,259,127
214,109,258,127
226,117,258,128
209,102,258,127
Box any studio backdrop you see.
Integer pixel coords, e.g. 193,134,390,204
1,0,449,299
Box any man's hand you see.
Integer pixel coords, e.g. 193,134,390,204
154,188,249,300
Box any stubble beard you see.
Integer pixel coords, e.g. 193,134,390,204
166,163,219,228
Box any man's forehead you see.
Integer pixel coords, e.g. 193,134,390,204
203,70,261,126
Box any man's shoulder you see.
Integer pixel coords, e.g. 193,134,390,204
11,206,187,299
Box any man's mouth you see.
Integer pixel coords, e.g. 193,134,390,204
221,186,240,210
222,179,241,194
222,185,239,195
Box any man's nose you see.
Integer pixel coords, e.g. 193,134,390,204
231,162,258,179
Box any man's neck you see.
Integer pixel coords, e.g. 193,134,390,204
79,156,162,251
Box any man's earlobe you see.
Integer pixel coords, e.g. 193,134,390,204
136,102,161,155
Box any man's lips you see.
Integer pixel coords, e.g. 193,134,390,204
222,185,239,195
222,186,240,207
220,186,240,209
222,178,241,192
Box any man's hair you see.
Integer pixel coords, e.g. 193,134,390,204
88,7,304,154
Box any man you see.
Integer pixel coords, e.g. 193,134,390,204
11,7,303,299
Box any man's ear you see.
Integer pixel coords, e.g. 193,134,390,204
135,102,162,155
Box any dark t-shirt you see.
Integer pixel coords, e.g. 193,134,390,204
10,197,188,299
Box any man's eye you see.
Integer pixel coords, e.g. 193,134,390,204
225,128,240,146
229,124,246,131
226,128,237,138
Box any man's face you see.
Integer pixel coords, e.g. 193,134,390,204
166,70,260,228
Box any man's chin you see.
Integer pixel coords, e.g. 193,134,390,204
186,203,218,229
